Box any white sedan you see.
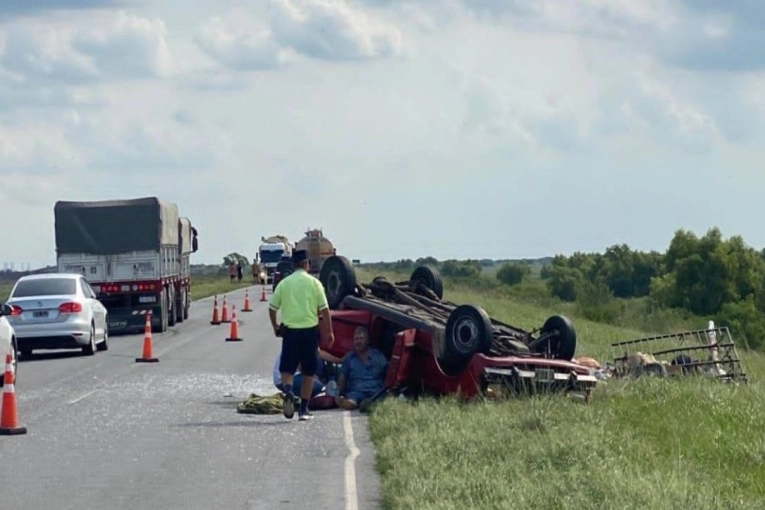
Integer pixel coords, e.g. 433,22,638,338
0,301,17,386
5,273,109,357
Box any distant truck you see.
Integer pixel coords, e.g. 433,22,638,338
259,235,292,283
294,228,336,276
54,197,199,334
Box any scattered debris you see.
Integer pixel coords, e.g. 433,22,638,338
609,321,749,384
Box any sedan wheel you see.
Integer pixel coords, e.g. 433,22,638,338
97,326,109,351
83,323,96,356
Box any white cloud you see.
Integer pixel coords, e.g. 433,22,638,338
1,0,764,268
0,10,173,84
194,10,291,71
270,0,403,61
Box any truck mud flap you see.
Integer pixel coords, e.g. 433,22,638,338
341,296,436,334
107,311,155,333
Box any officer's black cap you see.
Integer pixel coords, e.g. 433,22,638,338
292,249,309,263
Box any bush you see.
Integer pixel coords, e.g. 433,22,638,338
441,260,481,279
715,295,765,351
496,262,531,286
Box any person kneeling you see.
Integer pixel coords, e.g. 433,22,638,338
335,326,389,411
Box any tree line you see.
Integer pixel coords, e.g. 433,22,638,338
361,227,765,349
538,227,765,349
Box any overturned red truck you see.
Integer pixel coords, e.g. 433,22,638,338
317,256,598,402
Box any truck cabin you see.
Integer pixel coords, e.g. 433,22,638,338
259,244,287,265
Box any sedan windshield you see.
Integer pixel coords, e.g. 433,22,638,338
12,278,77,297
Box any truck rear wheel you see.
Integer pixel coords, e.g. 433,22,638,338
175,288,185,323
168,287,176,327
410,265,443,300
152,289,169,334
534,315,577,361
320,255,357,310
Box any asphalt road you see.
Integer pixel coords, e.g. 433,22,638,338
0,285,382,510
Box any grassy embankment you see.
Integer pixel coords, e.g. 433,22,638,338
355,268,765,510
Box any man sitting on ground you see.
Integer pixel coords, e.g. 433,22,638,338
273,348,342,399
335,326,389,411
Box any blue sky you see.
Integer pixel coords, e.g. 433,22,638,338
1,0,763,267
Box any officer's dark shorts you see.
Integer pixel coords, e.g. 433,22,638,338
279,325,319,377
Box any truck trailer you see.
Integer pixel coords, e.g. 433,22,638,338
53,197,199,334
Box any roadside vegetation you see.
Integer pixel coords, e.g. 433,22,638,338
358,226,765,509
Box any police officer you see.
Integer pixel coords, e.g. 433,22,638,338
268,249,335,420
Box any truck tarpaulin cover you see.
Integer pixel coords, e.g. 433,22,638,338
54,197,180,255
178,217,193,254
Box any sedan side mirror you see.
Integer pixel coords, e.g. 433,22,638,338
0,303,12,317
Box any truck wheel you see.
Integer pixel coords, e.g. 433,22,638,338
534,315,577,361
320,255,357,310
175,289,185,323
168,287,176,327
410,265,443,300
441,304,493,376
153,290,169,334
184,289,190,320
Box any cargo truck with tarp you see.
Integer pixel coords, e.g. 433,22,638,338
53,197,199,334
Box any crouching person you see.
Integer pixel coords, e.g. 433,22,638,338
273,348,343,398
335,326,389,411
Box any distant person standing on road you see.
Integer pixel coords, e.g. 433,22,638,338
236,260,243,282
252,256,261,284
268,249,335,421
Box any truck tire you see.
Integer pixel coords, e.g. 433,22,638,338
410,265,444,300
320,255,357,310
534,315,577,361
168,288,176,327
441,304,493,376
184,287,190,320
153,289,169,334
175,288,185,323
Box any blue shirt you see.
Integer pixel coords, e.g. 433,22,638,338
341,348,389,394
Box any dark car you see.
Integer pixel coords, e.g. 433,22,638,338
272,261,293,291
317,256,598,402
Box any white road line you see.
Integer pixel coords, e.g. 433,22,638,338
67,389,98,405
343,410,361,510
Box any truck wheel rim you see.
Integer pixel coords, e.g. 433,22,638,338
327,270,342,299
453,318,479,354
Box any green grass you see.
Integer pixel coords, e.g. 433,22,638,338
0,274,254,305
189,274,257,301
355,268,765,510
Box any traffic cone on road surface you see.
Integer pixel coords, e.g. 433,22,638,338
135,314,159,363
210,295,221,325
242,289,253,312
260,286,267,302
221,295,230,323
0,352,26,435
225,305,243,342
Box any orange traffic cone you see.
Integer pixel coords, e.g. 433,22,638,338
221,295,230,323
210,295,221,325
0,352,26,435
135,313,159,363
225,305,243,342
260,285,267,302
242,289,253,312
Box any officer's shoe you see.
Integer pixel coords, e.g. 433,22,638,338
298,409,314,421
283,392,295,419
